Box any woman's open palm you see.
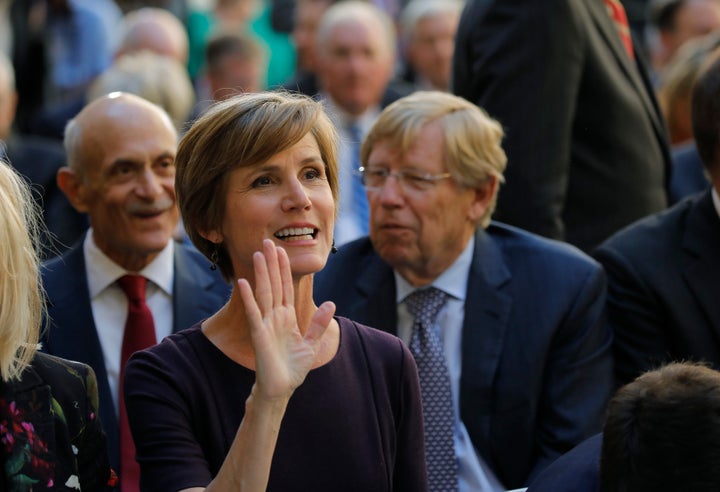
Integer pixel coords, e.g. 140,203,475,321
237,239,335,401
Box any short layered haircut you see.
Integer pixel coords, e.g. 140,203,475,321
175,91,339,280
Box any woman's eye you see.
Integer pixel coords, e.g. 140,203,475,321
304,168,322,180
251,176,273,187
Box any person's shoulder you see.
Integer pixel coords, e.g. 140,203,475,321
487,221,600,270
42,240,83,271
173,240,230,291
174,240,211,266
41,241,86,297
338,317,408,361
528,433,602,492
595,193,701,257
321,237,377,273
32,351,93,380
134,323,205,364
30,353,97,406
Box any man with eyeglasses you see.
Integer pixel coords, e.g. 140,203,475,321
315,91,613,491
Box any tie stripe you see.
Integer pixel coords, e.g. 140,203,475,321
605,0,634,60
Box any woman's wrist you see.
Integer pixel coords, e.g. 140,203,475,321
246,384,292,417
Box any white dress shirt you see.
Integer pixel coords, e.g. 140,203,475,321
396,236,504,492
84,230,174,415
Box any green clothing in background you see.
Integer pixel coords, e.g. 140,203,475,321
186,0,296,88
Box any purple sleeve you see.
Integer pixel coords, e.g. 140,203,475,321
393,339,429,492
123,341,213,491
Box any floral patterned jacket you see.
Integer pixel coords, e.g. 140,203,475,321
0,352,116,491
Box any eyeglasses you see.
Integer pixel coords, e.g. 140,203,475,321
358,167,452,192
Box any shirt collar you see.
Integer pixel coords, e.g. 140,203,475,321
395,235,474,303
84,229,175,298
320,93,381,135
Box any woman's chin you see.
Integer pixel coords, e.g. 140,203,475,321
289,254,327,278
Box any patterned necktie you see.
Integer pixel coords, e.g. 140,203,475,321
117,275,157,492
348,122,370,236
405,287,459,492
605,0,634,60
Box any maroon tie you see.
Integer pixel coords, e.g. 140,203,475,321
117,275,157,492
605,0,634,60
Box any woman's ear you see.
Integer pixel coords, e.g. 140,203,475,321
199,229,223,244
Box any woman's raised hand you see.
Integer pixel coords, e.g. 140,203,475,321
237,239,335,401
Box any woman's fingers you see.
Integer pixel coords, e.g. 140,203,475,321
263,239,284,309
253,250,272,314
277,246,294,308
238,278,263,330
305,301,335,344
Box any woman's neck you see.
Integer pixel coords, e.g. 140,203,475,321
201,274,320,365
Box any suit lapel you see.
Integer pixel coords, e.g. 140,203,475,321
681,191,720,333
354,251,398,334
460,228,513,412
586,0,666,141
172,244,228,332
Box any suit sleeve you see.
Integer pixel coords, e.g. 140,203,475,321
453,0,583,239
593,244,672,386
532,263,613,481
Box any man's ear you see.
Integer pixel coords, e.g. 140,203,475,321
467,176,499,222
57,166,90,213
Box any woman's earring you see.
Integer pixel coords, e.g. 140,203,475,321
331,239,338,254
210,246,219,271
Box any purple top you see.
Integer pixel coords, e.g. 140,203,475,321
124,316,428,492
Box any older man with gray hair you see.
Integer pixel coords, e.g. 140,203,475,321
399,0,464,91
314,0,411,246
316,91,613,491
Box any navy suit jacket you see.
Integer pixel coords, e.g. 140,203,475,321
2,135,87,258
314,223,613,489
594,189,720,385
669,143,710,204
41,238,230,470
527,433,601,492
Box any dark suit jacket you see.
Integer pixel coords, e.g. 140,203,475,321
453,0,671,252
670,142,710,204
593,189,720,385
1,352,114,490
41,238,230,471
527,433,601,492
2,135,88,258
314,223,613,489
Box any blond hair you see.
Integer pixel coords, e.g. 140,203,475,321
0,160,43,381
361,91,507,227
87,50,195,132
176,91,339,280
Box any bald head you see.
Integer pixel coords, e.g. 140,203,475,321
117,7,189,64
315,1,397,115
58,92,179,270
64,92,177,178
